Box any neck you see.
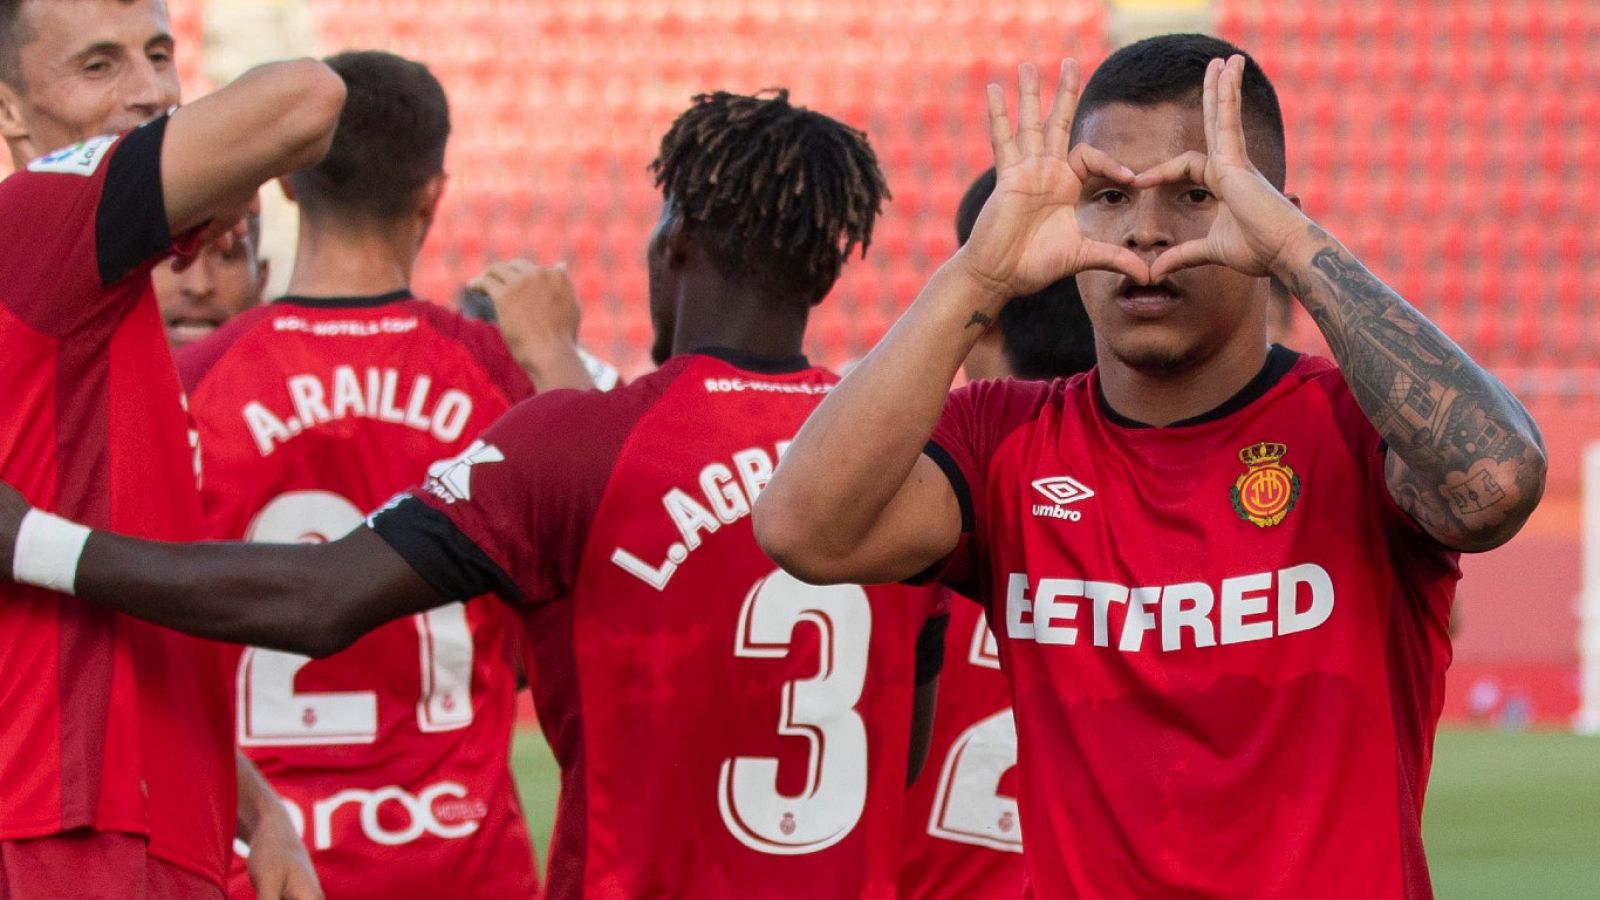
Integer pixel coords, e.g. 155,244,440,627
284,219,417,299
669,276,809,360
1096,330,1271,427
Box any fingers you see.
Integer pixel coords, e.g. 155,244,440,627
986,83,1019,170
1079,240,1153,285
1201,57,1221,156
1149,240,1220,282
1212,55,1249,162
1014,63,1044,157
1043,59,1081,159
1131,151,1209,190
1066,143,1135,186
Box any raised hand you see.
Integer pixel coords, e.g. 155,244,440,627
956,61,1151,299
1135,56,1309,282
468,259,594,391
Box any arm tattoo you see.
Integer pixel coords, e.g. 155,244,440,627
1284,230,1546,551
964,311,993,330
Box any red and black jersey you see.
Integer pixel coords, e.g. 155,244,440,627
177,293,541,899
926,346,1460,899
0,118,233,886
371,350,944,899
899,589,1024,900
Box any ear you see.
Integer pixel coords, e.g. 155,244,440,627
253,257,271,295
1285,190,1303,213
660,210,693,270
0,80,30,143
416,172,447,222
276,176,298,205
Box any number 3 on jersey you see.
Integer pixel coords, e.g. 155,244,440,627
236,491,475,746
719,570,871,855
928,615,1023,853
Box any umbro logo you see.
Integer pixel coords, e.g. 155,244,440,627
1031,475,1095,522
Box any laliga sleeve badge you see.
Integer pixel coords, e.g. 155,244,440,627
1231,442,1299,528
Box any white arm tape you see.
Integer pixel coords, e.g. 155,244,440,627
13,509,93,595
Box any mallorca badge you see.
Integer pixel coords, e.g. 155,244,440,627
1231,441,1300,528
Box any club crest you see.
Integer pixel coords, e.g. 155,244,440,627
1231,442,1299,528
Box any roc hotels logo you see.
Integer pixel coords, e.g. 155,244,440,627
1231,441,1300,528
1031,475,1095,522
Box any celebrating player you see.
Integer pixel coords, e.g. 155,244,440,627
0,1,343,897
154,206,269,348
757,35,1546,898
898,166,1096,900
175,51,580,899
0,88,946,897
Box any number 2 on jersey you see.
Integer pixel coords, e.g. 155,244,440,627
928,614,1023,852
236,490,475,746
718,570,872,855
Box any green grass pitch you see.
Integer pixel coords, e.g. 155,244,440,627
511,728,1600,897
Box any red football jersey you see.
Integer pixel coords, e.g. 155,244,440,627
926,347,1461,899
0,119,233,886
370,350,943,898
177,294,541,899
899,590,1025,900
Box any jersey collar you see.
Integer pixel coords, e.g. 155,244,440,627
1096,344,1302,429
692,346,812,374
275,289,415,309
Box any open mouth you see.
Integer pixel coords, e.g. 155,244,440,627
1117,282,1184,318
165,317,222,345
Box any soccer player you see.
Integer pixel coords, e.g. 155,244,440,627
0,1,343,896
176,51,576,899
0,88,946,898
756,35,1546,898
898,167,1096,900
154,206,269,348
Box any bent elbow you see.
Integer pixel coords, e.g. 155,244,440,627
753,500,842,585
278,60,347,168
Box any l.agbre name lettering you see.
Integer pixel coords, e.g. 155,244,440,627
243,365,473,456
611,441,789,590
1005,564,1334,652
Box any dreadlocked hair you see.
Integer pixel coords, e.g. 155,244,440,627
650,89,889,305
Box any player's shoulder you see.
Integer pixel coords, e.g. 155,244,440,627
950,372,1081,426
486,357,682,449
403,299,533,399
175,303,283,391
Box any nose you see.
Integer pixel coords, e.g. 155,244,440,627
124,58,176,118
1123,192,1174,259
178,257,215,301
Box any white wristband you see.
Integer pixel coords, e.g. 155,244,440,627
13,509,93,595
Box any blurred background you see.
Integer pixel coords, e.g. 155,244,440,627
61,0,1600,894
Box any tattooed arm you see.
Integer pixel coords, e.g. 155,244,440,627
1136,56,1546,553
1277,232,1546,551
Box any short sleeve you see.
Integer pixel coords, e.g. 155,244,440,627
367,388,637,607
93,115,173,285
0,117,178,336
922,377,1052,591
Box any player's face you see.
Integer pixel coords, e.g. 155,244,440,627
645,202,679,366
153,235,266,348
2,0,179,160
1073,101,1264,375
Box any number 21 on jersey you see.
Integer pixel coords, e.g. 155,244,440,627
235,490,476,746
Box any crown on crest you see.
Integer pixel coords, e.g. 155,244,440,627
1239,442,1288,466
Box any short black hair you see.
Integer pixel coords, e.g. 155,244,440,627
287,50,449,223
1071,33,1286,190
956,168,1095,379
0,0,33,89
650,89,888,305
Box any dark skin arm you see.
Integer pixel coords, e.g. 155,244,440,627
0,485,444,658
